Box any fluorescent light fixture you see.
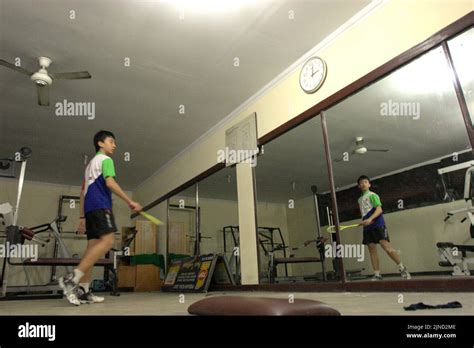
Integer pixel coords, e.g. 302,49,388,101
388,46,454,96
164,0,256,14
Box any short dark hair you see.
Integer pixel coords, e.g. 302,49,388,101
357,175,371,185
94,130,115,152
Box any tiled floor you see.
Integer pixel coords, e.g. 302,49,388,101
1,291,472,315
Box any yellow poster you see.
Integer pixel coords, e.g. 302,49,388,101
195,261,211,289
164,264,181,285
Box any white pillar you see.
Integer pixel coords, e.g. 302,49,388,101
236,162,259,285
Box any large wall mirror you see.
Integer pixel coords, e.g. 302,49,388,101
255,119,343,284
197,166,239,283
167,185,196,260
326,40,473,282
160,25,473,288
164,167,240,282
448,27,473,127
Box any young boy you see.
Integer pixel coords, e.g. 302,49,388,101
59,130,142,305
357,175,411,281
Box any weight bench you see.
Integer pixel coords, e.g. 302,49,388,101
437,242,474,276
268,256,322,283
188,296,341,316
437,162,474,276
1,217,120,298
21,258,113,266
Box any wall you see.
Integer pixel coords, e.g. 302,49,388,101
0,178,132,286
198,197,239,255
284,194,472,275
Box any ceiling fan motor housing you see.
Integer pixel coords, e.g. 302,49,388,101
31,69,52,86
31,57,53,86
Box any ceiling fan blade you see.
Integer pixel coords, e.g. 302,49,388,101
0,59,33,76
37,85,50,106
50,71,91,80
367,149,389,152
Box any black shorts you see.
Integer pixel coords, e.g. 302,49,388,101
85,208,117,240
363,226,390,245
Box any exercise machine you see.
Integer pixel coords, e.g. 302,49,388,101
222,187,330,284
222,224,326,284
258,226,289,279
437,160,474,276
0,148,120,299
267,240,326,284
222,225,240,283
222,225,290,283
267,186,329,283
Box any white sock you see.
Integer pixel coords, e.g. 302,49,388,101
398,262,405,270
72,269,84,284
374,270,381,276
80,282,90,293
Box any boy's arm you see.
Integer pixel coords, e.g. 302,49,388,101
357,199,365,226
363,194,383,225
106,177,142,212
80,182,85,218
77,180,86,234
367,206,383,222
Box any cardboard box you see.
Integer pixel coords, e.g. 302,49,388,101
135,264,162,292
117,265,136,288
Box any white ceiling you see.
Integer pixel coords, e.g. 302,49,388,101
0,0,371,189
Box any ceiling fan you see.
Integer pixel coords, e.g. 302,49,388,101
0,56,91,106
334,136,389,162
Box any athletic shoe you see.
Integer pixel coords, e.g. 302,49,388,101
78,288,105,304
58,273,81,306
400,266,412,280
370,274,383,281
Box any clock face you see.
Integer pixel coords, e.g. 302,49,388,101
299,57,327,94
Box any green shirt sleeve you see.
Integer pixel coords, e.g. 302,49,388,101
102,158,116,178
370,193,382,207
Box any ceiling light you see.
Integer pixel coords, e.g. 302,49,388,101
35,80,47,86
354,147,367,155
166,0,256,14
388,47,453,96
